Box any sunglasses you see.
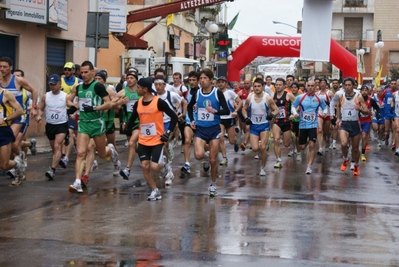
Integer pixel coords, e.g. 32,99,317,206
64,68,73,71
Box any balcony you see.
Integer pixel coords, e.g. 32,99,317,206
333,0,374,13
344,0,367,7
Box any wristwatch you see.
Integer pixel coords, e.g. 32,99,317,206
4,117,7,122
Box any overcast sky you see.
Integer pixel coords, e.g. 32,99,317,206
223,0,304,41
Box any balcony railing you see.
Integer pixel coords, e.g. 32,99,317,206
344,0,367,7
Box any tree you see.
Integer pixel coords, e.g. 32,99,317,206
388,65,399,81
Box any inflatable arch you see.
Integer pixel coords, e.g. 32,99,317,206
227,36,357,82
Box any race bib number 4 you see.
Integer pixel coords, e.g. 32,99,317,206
198,108,214,121
302,111,316,122
141,122,156,136
342,108,355,117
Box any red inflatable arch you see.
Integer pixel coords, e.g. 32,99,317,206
227,36,357,82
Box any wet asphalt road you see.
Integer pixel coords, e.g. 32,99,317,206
1,138,399,266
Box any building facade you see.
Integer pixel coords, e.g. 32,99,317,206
0,0,91,136
332,0,399,82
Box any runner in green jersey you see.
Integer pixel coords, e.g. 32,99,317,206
115,71,141,180
66,60,119,193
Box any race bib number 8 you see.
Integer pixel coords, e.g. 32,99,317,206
302,111,316,122
141,122,156,136
198,108,214,121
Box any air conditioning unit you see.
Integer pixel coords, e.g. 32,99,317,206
0,0,10,9
363,47,370,54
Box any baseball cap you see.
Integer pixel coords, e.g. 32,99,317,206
64,62,75,69
138,77,155,93
217,76,228,82
48,74,61,84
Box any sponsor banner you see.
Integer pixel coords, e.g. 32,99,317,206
99,0,127,33
6,0,47,24
180,0,225,10
48,0,68,30
300,0,333,62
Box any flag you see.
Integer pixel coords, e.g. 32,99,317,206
228,12,239,30
166,0,174,27
374,66,383,88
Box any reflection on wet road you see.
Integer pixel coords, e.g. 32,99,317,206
1,141,399,266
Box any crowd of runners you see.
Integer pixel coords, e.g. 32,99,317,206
1,56,398,200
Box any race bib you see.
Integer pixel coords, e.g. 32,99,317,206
0,110,3,119
276,106,286,119
342,107,355,117
141,122,156,136
198,108,214,121
251,113,266,123
302,111,316,122
127,100,136,112
79,98,92,111
388,97,393,104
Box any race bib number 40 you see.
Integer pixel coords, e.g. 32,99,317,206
198,108,214,121
141,122,156,136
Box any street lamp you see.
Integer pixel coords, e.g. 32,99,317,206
374,29,384,74
275,31,291,37
193,22,219,60
273,20,301,33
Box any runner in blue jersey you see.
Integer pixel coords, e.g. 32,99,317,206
292,80,328,174
380,80,397,147
187,69,230,196
371,86,385,146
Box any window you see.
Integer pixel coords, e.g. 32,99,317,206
389,51,399,64
344,18,363,40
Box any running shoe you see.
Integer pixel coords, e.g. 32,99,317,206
147,188,162,201
69,180,83,193
288,150,294,157
259,168,266,176
361,154,367,161
366,145,370,151
254,154,259,159
107,143,119,163
219,157,228,166
165,170,174,186
353,165,360,176
317,148,323,156
235,126,240,133
273,161,282,168
45,168,55,180
350,161,355,170
81,174,89,189
59,157,68,169
208,183,217,196
30,138,37,156
91,160,98,171
378,140,382,147
120,168,130,180
395,150,399,156
240,142,246,151
305,166,312,174
332,143,337,149
181,163,191,174
340,160,349,171
11,177,21,186
234,142,239,152
113,160,121,176
296,152,302,161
